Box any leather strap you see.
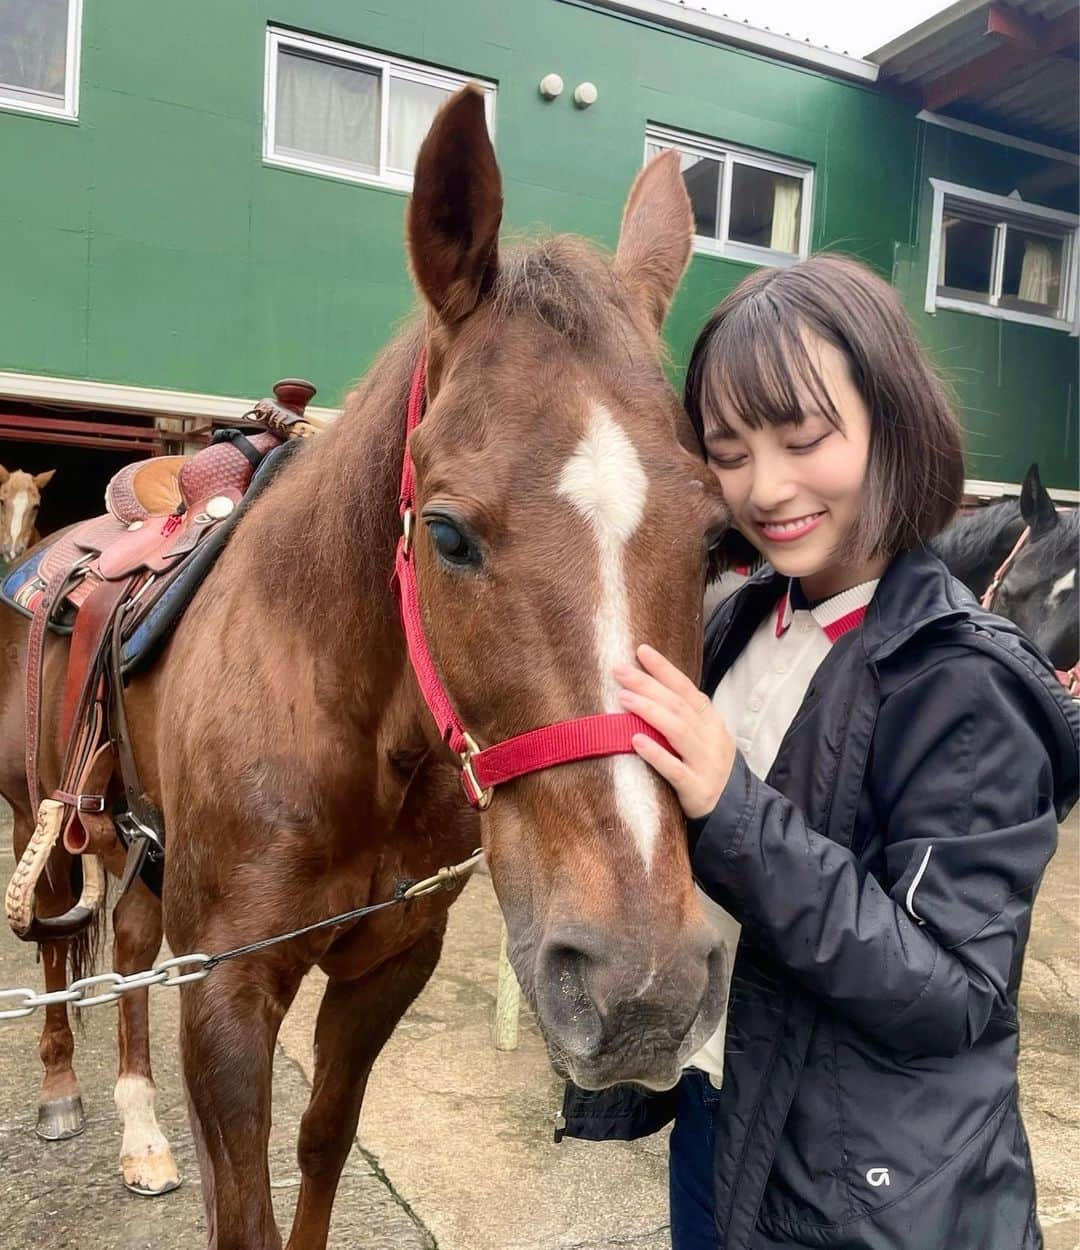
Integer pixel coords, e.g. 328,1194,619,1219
59,573,135,749
25,560,87,811
110,600,164,850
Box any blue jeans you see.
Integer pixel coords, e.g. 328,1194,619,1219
669,1068,724,1249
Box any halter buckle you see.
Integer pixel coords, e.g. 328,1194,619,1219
402,509,414,558
460,733,493,810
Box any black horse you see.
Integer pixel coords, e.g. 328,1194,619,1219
933,464,1078,672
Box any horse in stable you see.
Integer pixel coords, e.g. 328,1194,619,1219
0,466,56,566
0,87,732,1249
932,463,1079,686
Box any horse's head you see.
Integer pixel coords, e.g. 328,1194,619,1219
995,464,1079,671
0,466,54,563
404,87,730,1090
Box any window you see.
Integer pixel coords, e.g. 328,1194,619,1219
927,180,1078,332
264,28,495,192
645,125,812,265
0,0,81,120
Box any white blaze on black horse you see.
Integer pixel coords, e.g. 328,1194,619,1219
933,463,1078,672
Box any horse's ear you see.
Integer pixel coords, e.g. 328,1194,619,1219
34,469,56,490
614,148,694,332
407,85,502,327
0,464,7,484
1020,463,1057,539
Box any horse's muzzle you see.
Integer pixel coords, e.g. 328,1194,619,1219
530,919,728,1090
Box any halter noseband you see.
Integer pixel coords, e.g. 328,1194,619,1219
392,349,670,808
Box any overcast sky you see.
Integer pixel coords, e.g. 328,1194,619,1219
695,1,957,57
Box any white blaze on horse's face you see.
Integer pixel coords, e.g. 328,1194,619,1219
6,492,29,555
557,402,662,871
1048,568,1076,608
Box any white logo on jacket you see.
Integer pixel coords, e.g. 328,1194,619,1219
866,1167,891,1187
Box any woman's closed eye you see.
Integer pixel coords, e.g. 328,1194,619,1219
787,430,832,453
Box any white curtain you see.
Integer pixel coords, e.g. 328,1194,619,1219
770,178,801,253
1018,238,1054,305
388,78,451,172
276,51,379,171
0,0,68,97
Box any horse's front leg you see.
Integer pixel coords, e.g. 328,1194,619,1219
111,877,181,1195
11,799,85,1141
286,921,446,1250
179,955,301,1250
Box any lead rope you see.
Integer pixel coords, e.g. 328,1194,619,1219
0,849,483,1021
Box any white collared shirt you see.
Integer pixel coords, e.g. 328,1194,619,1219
688,577,880,1085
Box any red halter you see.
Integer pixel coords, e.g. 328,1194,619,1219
392,350,670,807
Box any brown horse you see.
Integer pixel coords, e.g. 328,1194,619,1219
0,466,56,563
0,87,730,1248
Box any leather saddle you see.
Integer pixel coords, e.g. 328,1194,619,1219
1,380,316,928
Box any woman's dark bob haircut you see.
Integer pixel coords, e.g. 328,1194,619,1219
685,253,966,567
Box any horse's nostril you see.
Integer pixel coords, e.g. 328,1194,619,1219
535,934,605,1057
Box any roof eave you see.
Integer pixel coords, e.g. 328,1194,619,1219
579,0,880,82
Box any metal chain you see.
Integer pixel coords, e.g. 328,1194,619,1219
0,850,483,1023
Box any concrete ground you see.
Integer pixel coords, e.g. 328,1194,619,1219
0,803,1075,1249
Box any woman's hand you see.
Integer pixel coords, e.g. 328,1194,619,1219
615,644,736,820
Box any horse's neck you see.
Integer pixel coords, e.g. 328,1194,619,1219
936,502,1024,588
245,333,421,686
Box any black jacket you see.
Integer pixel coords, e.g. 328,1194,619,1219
560,547,1079,1250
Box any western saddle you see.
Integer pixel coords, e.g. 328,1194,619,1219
2,380,319,941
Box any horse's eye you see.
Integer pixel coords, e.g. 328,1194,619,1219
426,518,480,567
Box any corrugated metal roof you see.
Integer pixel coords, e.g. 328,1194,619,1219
869,0,1079,147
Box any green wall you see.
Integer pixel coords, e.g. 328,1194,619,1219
0,0,1074,487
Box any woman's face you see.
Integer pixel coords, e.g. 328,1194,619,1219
704,334,877,597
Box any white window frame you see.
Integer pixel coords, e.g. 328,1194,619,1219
645,124,813,267
0,0,82,121
263,27,495,193
925,179,1080,335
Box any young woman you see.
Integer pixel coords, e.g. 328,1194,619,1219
559,255,1079,1249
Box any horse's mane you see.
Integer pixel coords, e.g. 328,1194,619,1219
931,498,1023,573
489,235,631,348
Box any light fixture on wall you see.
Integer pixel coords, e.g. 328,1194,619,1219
539,73,564,100
573,82,598,108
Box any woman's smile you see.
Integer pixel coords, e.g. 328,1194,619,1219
757,511,826,543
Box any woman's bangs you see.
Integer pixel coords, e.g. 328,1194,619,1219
700,309,842,437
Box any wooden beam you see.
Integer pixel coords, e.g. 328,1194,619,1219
923,8,1079,111
986,4,1041,51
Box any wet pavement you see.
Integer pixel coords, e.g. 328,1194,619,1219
0,804,1075,1249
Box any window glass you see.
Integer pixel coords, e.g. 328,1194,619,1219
0,0,69,102
387,77,451,173
728,164,802,253
275,49,380,173
938,214,996,304
1000,228,1063,315
648,142,721,239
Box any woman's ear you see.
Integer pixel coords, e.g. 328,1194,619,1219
613,149,693,332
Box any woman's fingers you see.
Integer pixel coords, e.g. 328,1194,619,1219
631,732,687,788
636,644,702,703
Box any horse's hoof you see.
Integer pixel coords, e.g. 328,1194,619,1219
122,1149,182,1197
35,1095,86,1141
